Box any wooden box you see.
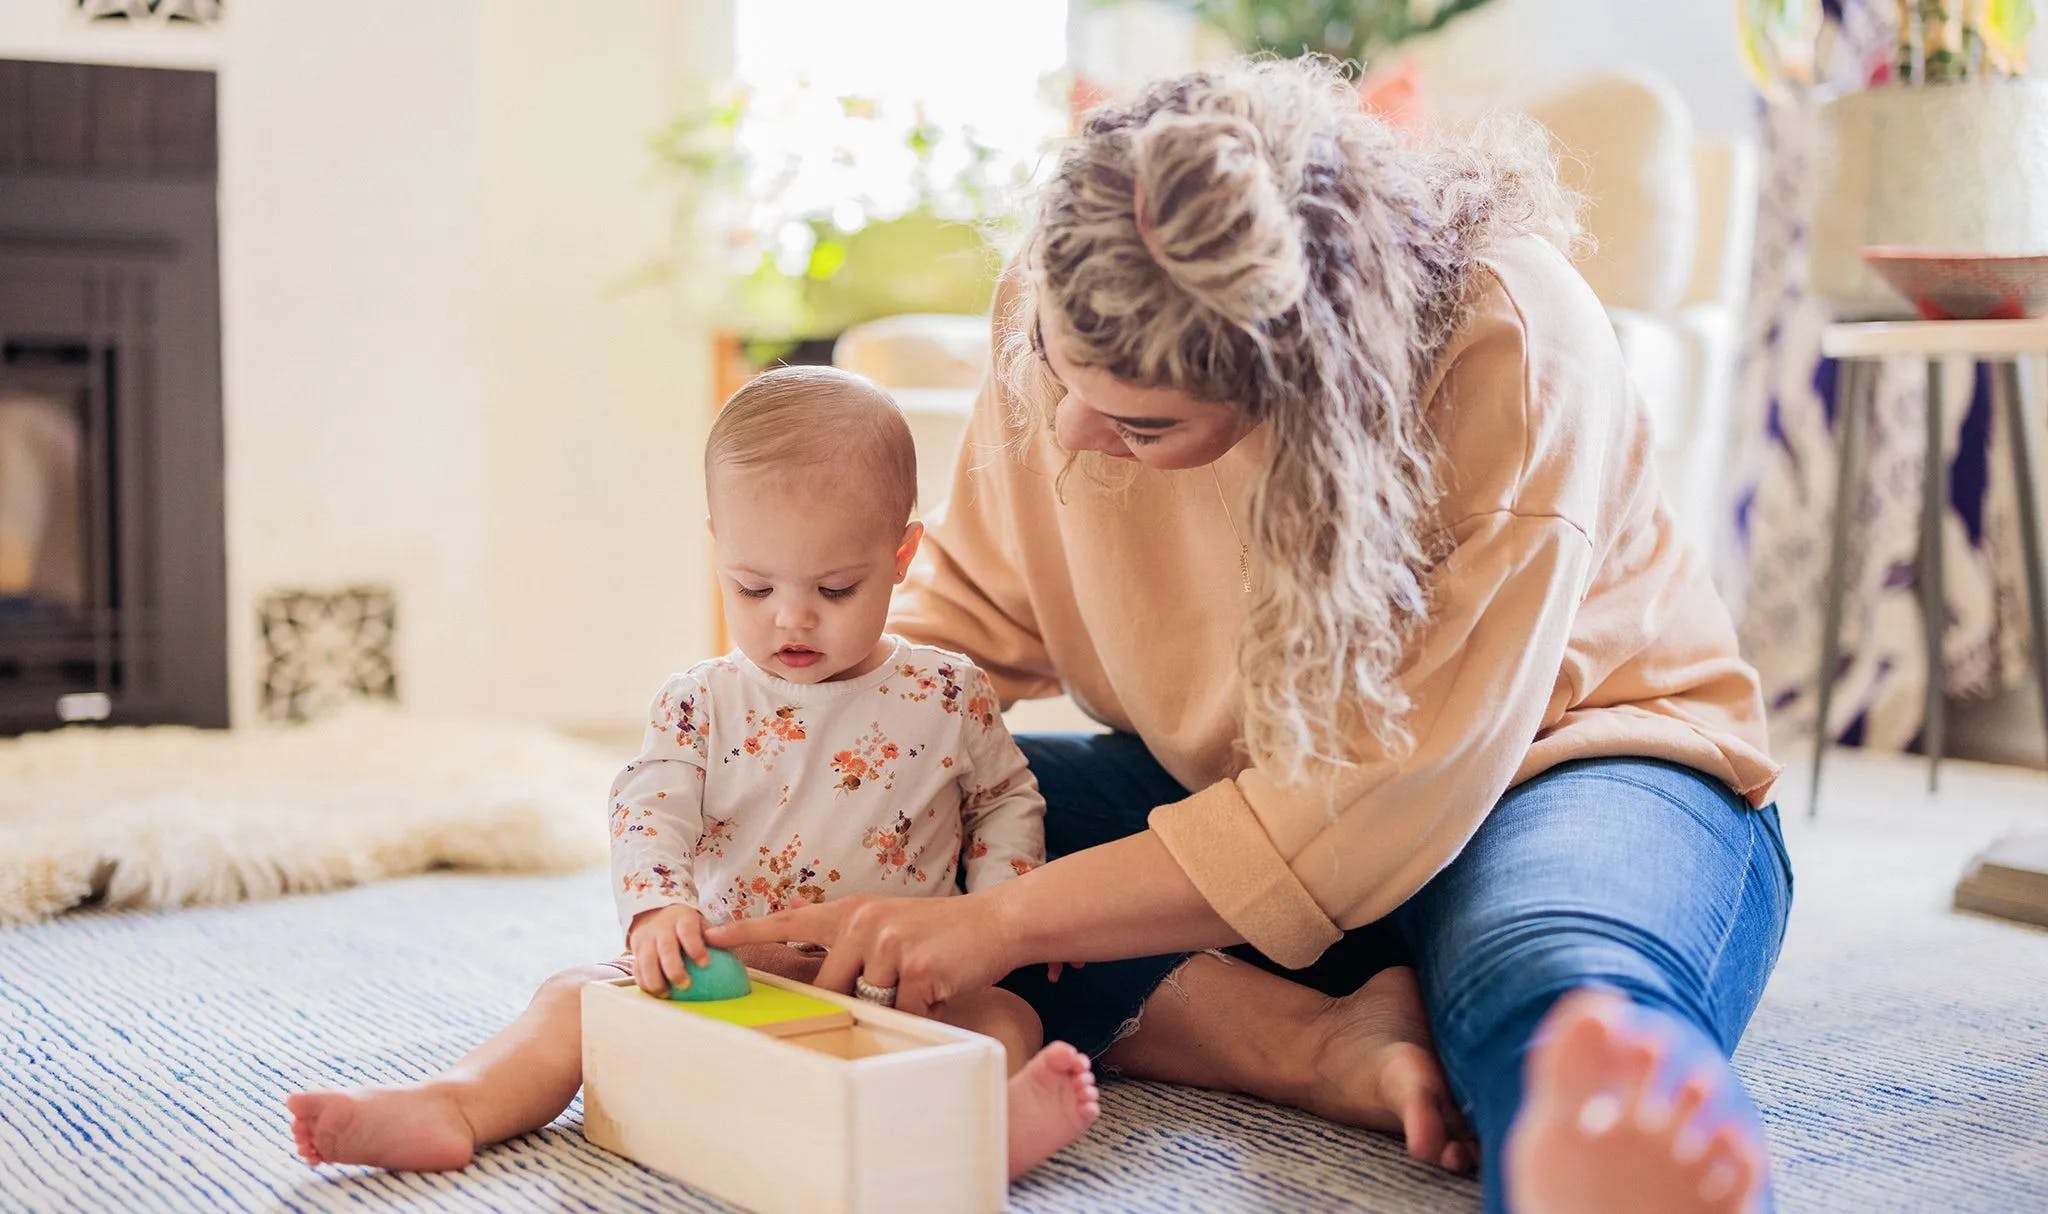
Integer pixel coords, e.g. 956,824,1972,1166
581,970,1006,1214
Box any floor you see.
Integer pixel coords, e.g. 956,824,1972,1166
0,748,2043,1212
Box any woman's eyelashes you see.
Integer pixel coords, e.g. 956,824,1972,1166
1114,423,1163,446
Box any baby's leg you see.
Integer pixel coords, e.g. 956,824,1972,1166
286,960,625,1171
937,987,1042,1071
939,988,1101,1180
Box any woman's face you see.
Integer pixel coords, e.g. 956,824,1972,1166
1035,302,1253,471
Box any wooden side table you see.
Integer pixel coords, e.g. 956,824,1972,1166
1811,319,2048,814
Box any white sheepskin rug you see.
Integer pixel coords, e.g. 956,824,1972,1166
0,709,616,925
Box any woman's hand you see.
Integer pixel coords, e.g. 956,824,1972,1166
705,891,1016,1016
726,941,827,986
626,903,710,997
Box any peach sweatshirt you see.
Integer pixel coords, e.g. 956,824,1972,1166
891,235,1780,968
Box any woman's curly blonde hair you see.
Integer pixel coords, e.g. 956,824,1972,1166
1003,57,1580,782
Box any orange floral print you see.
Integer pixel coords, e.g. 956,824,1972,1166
619,861,689,901
720,833,838,918
861,809,932,883
652,688,711,757
936,664,965,714
695,814,733,859
892,661,965,711
610,802,658,841
965,778,1012,812
963,686,997,730
829,724,920,793
722,704,808,771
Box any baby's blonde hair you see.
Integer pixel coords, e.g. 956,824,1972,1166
705,366,918,527
1004,57,1581,782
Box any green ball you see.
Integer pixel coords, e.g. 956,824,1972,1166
663,947,753,1002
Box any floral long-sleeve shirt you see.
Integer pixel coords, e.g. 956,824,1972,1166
608,637,1046,936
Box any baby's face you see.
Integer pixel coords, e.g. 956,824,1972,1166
708,465,918,685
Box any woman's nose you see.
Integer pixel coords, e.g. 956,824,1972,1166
1054,394,1129,457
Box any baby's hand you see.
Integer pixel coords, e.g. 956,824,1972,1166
1047,961,1086,983
627,903,711,997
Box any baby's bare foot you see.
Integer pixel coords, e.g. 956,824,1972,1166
1006,1041,1100,1180
1506,990,1765,1214
286,1085,477,1172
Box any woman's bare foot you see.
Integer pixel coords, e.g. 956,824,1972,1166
1006,1041,1100,1180
286,1085,477,1172
1506,990,1765,1214
1301,966,1478,1174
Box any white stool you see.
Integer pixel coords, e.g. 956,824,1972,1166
1811,320,2048,814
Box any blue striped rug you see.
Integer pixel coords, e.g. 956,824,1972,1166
0,870,1474,1213
4,749,2045,1212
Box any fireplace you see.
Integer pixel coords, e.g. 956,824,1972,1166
0,58,225,731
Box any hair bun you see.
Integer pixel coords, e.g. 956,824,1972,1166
1130,111,1308,326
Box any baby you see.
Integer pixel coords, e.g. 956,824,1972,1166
285,366,1099,1182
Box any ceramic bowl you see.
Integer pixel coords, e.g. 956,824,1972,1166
1860,247,2048,320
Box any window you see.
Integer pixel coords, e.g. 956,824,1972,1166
726,0,1070,273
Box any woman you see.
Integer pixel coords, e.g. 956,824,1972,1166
715,58,1791,1214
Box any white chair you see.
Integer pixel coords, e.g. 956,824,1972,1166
835,313,1102,733
1524,71,1760,573
832,313,987,521
1619,138,1760,572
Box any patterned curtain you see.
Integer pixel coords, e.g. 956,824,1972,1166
1729,1,2038,751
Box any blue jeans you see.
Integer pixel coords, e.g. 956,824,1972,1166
1001,734,1794,1213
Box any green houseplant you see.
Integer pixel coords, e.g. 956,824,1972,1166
1140,0,1500,64
648,86,1034,365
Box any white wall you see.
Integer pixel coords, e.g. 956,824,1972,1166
475,2,713,724
216,0,494,724
0,0,715,729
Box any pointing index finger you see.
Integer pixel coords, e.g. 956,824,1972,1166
705,901,842,950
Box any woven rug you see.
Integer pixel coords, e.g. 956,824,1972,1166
0,711,613,926
2,749,2044,1212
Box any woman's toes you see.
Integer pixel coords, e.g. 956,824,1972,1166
1614,1037,1660,1108
1664,1068,1717,1153
1401,1091,1448,1164
1526,992,1625,1104
1695,1126,1759,1208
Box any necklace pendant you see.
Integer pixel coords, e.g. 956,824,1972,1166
1238,548,1252,594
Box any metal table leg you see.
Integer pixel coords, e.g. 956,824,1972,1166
1812,357,1870,818
1922,358,1948,793
1997,357,2048,764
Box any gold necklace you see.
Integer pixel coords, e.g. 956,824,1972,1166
1211,464,1252,594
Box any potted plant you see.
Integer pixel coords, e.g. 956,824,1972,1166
1741,0,2048,317
1090,0,1501,127
647,84,1038,376
1138,0,1498,62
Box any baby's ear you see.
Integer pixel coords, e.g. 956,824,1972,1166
895,521,926,580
